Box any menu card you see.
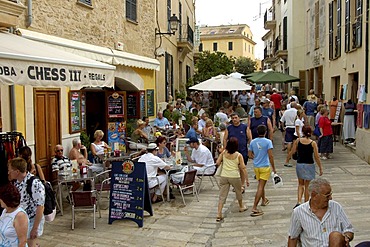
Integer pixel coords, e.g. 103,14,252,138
108,160,152,227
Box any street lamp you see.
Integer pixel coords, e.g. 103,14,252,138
155,14,180,36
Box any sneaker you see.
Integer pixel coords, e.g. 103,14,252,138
182,190,193,195
320,156,327,160
284,163,293,167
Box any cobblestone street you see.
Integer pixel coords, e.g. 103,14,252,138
40,137,370,247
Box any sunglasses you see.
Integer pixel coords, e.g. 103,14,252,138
56,149,63,152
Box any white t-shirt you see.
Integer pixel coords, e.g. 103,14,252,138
280,108,298,128
247,92,255,105
138,153,167,179
294,118,304,137
214,112,229,124
191,144,215,175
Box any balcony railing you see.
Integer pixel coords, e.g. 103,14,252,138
264,9,276,30
178,24,194,46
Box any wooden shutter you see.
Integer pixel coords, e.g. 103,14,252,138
317,66,323,97
329,2,334,59
315,1,320,49
299,70,306,97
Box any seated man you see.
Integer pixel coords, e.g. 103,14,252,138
153,112,170,131
184,137,215,175
51,144,80,191
288,178,354,247
69,138,103,173
138,143,171,203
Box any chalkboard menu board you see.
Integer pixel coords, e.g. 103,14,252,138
108,92,124,118
69,91,86,133
127,92,139,118
146,89,155,117
108,160,153,227
140,91,146,118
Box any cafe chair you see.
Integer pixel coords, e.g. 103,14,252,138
93,170,111,218
197,166,220,194
70,190,97,230
171,169,199,206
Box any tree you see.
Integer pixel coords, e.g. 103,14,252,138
192,51,234,84
234,56,257,75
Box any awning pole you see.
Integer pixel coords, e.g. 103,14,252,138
9,86,17,131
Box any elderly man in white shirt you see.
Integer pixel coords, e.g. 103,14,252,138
184,137,215,175
138,143,170,203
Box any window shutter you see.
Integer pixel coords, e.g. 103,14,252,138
283,17,287,50
336,0,342,57
126,0,137,22
329,2,334,59
355,0,362,48
344,0,350,52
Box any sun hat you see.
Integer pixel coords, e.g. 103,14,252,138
147,143,159,150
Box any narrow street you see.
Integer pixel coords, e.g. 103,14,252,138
40,136,370,247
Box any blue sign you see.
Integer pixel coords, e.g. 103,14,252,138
108,160,153,227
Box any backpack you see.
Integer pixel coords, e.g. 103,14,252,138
27,176,57,222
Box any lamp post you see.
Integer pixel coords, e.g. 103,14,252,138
155,14,180,36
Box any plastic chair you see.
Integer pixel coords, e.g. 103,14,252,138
171,169,199,205
70,190,97,230
197,166,220,194
93,170,111,218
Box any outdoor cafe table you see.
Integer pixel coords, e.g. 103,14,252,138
57,172,95,216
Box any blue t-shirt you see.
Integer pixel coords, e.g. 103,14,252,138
227,123,248,156
185,127,198,139
262,107,274,122
303,101,317,116
154,117,170,128
249,137,273,167
249,116,269,139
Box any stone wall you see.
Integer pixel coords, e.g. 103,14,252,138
17,0,156,58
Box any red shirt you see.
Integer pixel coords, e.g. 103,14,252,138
270,93,282,109
318,116,333,136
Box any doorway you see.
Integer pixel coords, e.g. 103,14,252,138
34,90,61,181
349,72,359,103
85,91,107,143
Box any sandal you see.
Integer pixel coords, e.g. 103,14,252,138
250,211,264,217
239,206,248,212
261,198,270,206
241,187,245,194
216,216,223,222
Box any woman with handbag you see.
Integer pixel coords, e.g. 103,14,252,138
215,137,249,222
286,126,323,209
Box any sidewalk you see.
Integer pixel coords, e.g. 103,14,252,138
40,136,370,247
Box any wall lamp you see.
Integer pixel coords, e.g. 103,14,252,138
155,14,180,36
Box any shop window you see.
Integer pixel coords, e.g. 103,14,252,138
126,0,137,22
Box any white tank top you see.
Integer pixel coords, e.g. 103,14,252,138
92,141,105,155
0,207,28,247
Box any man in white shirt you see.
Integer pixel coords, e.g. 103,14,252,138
214,107,229,125
184,137,215,175
280,102,298,166
138,143,170,202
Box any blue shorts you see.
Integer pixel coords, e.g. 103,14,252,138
285,128,295,143
28,216,44,238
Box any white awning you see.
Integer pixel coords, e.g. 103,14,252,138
20,29,160,71
0,31,116,89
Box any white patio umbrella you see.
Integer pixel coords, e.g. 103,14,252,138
229,72,245,79
189,74,252,91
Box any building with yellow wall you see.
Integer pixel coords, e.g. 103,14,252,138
0,0,161,180
198,24,256,61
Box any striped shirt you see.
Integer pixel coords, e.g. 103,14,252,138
288,200,354,247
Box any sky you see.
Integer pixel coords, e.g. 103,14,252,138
195,0,272,60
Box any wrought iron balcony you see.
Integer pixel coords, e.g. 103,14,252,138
264,9,276,30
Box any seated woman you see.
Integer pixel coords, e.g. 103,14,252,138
90,130,109,166
202,119,220,153
130,119,149,150
155,136,173,159
0,183,29,247
18,146,46,182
